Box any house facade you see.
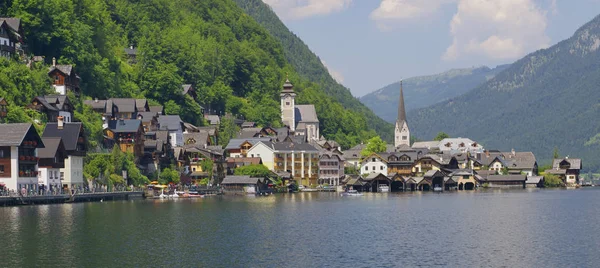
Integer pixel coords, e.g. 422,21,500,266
0,123,44,192
104,119,144,157
360,153,388,176
37,137,67,192
43,121,87,190
248,141,319,186
48,58,80,96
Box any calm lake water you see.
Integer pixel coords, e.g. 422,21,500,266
2,188,600,267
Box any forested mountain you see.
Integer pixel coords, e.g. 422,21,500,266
360,65,509,122
409,14,600,171
233,0,394,142
1,0,379,149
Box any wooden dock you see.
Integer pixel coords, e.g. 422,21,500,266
0,191,144,206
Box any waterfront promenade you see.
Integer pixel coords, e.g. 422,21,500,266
0,191,144,206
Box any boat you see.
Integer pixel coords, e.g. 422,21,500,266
433,186,443,192
378,185,390,193
341,190,363,196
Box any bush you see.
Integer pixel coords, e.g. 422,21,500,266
544,174,563,188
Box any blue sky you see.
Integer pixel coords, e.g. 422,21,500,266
263,0,600,96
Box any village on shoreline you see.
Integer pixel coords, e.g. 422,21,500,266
0,17,586,204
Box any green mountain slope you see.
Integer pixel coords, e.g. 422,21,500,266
233,0,394,142
2,0,377,149
360,65,509,122
409,14,600,171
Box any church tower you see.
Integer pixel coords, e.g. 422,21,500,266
280,78,296,131
395,80,410,147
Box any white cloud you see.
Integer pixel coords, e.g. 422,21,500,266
371,0,552,61
443,0,550,61
321,60,345,83
263,0,352,20
370,0,454,21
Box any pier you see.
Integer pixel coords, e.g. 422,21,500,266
0,191,144,206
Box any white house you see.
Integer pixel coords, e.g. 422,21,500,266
158,115,184,147
360,153,388,176
0,123,44,192
246,141,276,170
37,137,67,192
42,120,87,191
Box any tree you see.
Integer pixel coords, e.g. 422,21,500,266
434,132,450,141
544,174,563,187
159,168,180,185
361,136,386,157
553,147,560,159
234,164,272,177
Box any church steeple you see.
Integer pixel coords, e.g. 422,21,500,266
280,77,296,131
395,80,410,147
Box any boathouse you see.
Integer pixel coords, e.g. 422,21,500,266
221,175,269,195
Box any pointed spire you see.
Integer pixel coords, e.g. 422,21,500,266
282,75,295,94
397,79,407,125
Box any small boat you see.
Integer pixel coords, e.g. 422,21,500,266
378,185,390,193
341,190,363,196
433,186,443,192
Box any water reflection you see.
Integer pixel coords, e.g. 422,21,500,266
2,189,600,267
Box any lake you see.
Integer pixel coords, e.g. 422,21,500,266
1,188,600,267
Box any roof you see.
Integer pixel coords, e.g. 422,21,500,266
196,126,218,136
241,121,256,128
226,157,262,165
271,141,319,152
482,175,527,182
0,18,20,32
137,112,157,123
225,138,272,150
135,99,148,112
107,120,142,133
236,127,261,139
424,170,443,178
552,158,582,170
0,123,38,146
156,130,169,144
124,47,137,56
184,132,209,146
438,138,483,152
110,98,137,113
182,84,193,95
412,141,440,149
295,105,319,123
48,65,73,76
157,115,182,131
526,176,544,184
364,173,389,181
281,79,295,94
32,96,58,111
144,140,157,149
397,81,407,126
44,95,69,110
450,169,473,176
222,175,262,184
503,151,537,170
474,170,497,176
37,137,62,158
42,122,83,151
545,169,567,175
149,106,163,114
205,115,220,125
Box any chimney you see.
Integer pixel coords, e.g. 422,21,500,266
94,98,98,103
485,150,489,157
52,57,56,67
130,45,134,49
57,116,64,129
511,148,515,156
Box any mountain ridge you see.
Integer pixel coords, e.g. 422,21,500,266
360,65,509,122
409,14,600,171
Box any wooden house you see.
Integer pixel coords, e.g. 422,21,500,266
104,119,144,157
48,58,80,96
0,98,8,119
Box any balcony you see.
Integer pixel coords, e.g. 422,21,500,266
0,44,15,53
19,155,39,163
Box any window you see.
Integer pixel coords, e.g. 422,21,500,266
402,136,408,140
286,102,290,106
372,158,376,162
380,166,384,170
60,172,64,180
0,165,4,174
